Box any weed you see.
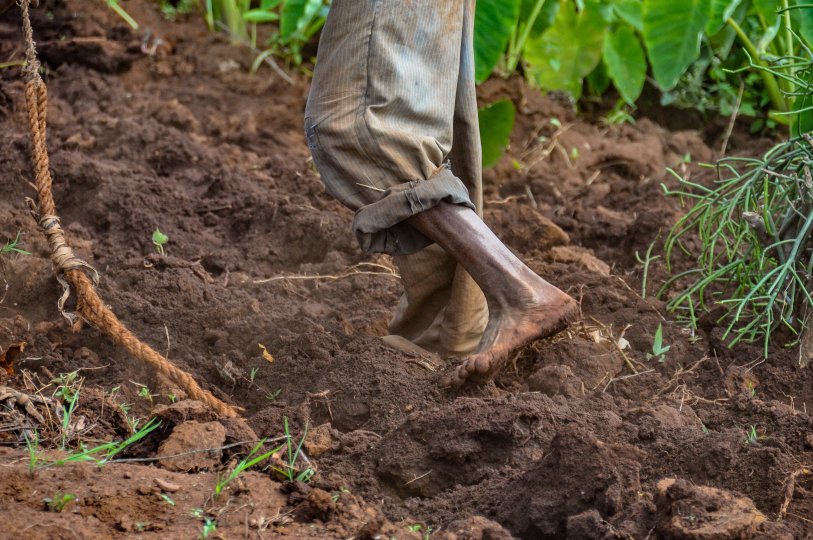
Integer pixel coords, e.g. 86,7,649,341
271,417,314,482
105,0,138,29
40,419,160,469
745,424,760,444
635,240,662,298
249,367,259,385
604,100,637,126
1,232,31,256
331,486,351,503
158,0,197,20
160,493,176,506
152,229,169,255
167,392,177,403
24,431,39,477
214,438,285,499
407,523,433,539
266,388,282,401
746,380,757,398
199,517,217,539
43,492,76,512
646,323,671,363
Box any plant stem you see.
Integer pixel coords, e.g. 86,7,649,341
727,17,788,112
506,0,547,73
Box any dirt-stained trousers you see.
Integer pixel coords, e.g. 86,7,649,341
304,0,487,357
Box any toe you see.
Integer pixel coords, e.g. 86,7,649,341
474,355,491,374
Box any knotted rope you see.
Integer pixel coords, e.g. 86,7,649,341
17,0,239,418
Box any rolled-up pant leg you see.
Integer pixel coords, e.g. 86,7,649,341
304,0,487,356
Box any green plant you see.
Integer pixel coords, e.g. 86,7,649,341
159,0,198,20
160,493,176,506
478,99,517,168
105,0,138,29
40,419,160,468
271,417,315,482
199,517,217,539
152,229,169,255
205,0,330,68
647,323,671,362
24,431,39,477
214,438,285,498
745,424,760,444
1,232,31,256
473,0,813,130
43,492,76,513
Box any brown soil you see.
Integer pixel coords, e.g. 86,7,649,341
1,2,811,539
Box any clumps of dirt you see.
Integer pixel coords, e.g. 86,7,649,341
0,0,812,538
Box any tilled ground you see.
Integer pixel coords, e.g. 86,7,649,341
0,2,811,539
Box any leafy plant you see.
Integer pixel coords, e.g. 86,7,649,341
271,416,314,482
152,229,169,255
40,419,160,468
43,492,76,513
205,0,330,68
479,99,517,168
473,0,813,129
1,232,31,256
647,323,671,362
199,517,217,539
159,0,198,20
214,437,285,498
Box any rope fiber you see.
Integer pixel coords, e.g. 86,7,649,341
17,0,240,418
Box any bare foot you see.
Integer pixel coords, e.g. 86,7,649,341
442,284,579,387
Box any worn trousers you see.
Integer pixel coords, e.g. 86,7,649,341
304,0,488,356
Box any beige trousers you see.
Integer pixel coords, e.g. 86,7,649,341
304,0,487,356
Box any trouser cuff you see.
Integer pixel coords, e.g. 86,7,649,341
352,165,475,255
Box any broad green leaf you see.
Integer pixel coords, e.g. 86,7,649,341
706,0,741,35
474,0,521,83
260,0,282,8
243,9,279,23
643,0,711,90
523,1,607,98
519,0,561,38
603,26,647,104
281,0,323,38
479,100,516,168
586,60,610,94
754,0,781,53
792,0,813,49
613,0,643,32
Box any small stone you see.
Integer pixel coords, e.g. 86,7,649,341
157,420,226,472
443,515,513,540
154,478,181,492
656,478,766,539
304,423,333,457
153,400,217,427
528,365,583,397
548,246,611,276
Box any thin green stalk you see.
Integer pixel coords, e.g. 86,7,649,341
727,17,788,112
506,0,547,73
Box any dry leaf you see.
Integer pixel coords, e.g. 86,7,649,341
258,344,274,363
0,342,26,376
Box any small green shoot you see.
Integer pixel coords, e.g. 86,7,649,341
745,381,757,398
271,417,314,482
167,392,177,403
43,492,76,512
646,324,671,363
1,232,31,256
40,418,160,469
152,229,169,255
249,367,259,385
745,425,760,445
266,388,282,401
24,431,40,477
199,518,217,539
160,493,175,506
214,438,285,499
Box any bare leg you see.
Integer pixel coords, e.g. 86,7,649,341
407,202,579,386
